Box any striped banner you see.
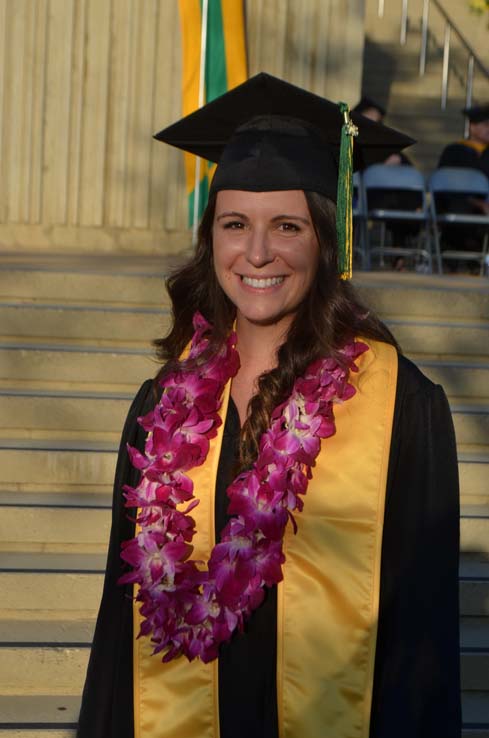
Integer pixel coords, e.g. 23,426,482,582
179,0,247,227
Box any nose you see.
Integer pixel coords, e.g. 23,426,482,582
245,227,274,267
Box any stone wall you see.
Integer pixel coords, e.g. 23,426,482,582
0,0,365,253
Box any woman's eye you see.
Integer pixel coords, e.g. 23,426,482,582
223,220,245,230
278,222,300,232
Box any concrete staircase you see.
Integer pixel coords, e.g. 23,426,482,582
0,254,488,736
362,0,489,173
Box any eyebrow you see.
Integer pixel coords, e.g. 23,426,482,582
271,214,310,225
216,211,311,225
216,211,247,221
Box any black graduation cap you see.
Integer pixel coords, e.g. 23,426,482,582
462,103,489,123
154,72,414,204
155,73,414,279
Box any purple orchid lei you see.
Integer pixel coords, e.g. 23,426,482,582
119,312,368,664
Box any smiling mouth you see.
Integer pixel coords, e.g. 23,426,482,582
241,276,285,288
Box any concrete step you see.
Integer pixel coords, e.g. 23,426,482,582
0,439,485,498
0,698,78,734
10,346,487,400
459,449,489,503
386,317,489,358
2,640,486,696
412,355,489,401
463,691,489,733
460,561,489,617
0,302,171,344
0,722,76,738
0,342,155,393
2,553,486,615
0,442,118,494
0,491,112,508
2,607,486,655
0,697,484,737
0,616,95,646
365,52,466,81
452,402,489,447
1,263,487,319
1,614,487,653
461,508,489,558
0,551,105,573
1,388,487,447
0,503,111,553
355,273,489,321
0,695,80,730
0,620,489,697
366,12,468,54
1,571,103,614
461,651,489,691
384,91,483,122
366,75,468,106
0,390,132,439
0,498,483,558
364,54,469,95
0,648,88,695
10,304,489,358
0,258,172,306
461,618,489,650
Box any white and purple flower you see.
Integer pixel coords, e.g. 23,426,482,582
119,312,368,663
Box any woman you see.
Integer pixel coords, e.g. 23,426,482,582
77,74,461,738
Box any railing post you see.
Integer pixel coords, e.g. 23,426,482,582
400,0,409,45
441,21,451,110
378,0,384,18
419,0,430,76
465,55,474,137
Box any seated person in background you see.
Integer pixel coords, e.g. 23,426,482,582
436,104,489,266
352,97,418,269
439,103,489,179
352,97,385,123
352,97,411,166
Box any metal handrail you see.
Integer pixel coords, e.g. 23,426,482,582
379,0,489,135
422,0,489,79
419,0,489,129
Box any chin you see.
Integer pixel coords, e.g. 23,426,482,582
238,309,296,328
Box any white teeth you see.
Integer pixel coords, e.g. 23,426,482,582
241,276,284,288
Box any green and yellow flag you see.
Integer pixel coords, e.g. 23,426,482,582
179,0,247,227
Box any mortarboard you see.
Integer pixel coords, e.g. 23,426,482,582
462,103,489,123
155,73,414,278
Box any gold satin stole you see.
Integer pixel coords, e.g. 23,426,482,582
455,139,487,155
133,339,398,738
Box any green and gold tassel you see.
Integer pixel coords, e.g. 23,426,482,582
336,102,358,280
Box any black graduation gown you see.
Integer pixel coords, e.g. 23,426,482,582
438,141,489,179
76,354,461,738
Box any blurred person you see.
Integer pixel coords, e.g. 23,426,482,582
439,103,489,180
436,104,489,269
353,97,419,269
353,97,411,167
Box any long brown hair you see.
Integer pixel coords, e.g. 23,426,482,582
154,191,398,468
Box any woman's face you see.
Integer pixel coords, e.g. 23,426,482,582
212,189,320,329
